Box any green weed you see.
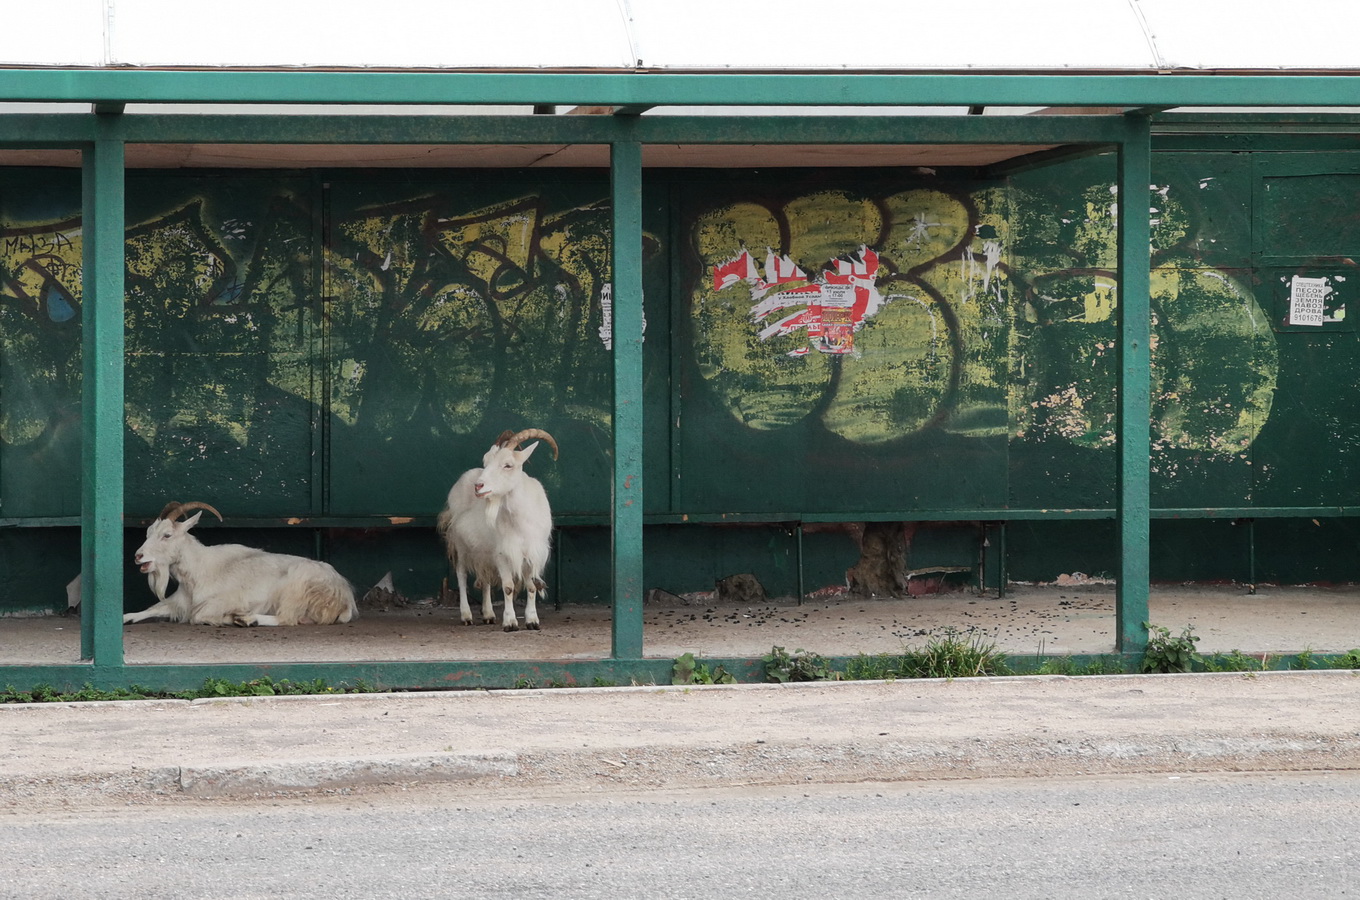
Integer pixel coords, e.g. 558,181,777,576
1325,649,1360,669
904,629,1010,678
671,652,737,685
1204,649,1267,672
762,646,836,683
845,630,1009,680
1140,622,1202,674
0,676,376,704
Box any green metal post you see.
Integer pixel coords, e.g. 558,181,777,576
79,114,126,664
1116,115,1152,653
610,139,645,659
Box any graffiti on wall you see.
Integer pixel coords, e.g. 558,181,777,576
0,216,84,451
0,165,1293,517
691,188,999,444
688,179,1279,470
323,191,629,442
0,184,626,514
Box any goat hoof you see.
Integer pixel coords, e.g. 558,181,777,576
502,622,519,633
525,621,541,631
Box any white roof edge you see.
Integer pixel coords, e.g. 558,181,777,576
6,0,1360,73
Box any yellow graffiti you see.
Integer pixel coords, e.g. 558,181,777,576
693,188,1009,443
1082,278,1116,323
436,197,539,291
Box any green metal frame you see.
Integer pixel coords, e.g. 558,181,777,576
3,70,1358,689
1116,115,1152,651
79,113,126,668
4,70,1360,107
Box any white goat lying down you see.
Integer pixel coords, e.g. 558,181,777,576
125,501,358,627
438,428,557,631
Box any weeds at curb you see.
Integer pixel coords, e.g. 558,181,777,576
845,629,1010,680
1,676,378,704
762,646,837,683
1204,649,1270,672
1141,622,1202,674
672,652,737,685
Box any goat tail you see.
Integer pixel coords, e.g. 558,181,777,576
273,563,359,625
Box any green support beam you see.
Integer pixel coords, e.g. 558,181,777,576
610,138,645,660
3,70,1360,108
12,109,1360,150
79,114,126,665
1115,115,1152,654
111,113,1128,146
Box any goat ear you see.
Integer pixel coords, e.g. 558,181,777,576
180,511,203,531
519,440,539,460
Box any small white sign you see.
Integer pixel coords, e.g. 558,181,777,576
819,283,856,308
1289,275,1328,327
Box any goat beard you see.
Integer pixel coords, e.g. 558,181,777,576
482,496,503,527
145,564,171,601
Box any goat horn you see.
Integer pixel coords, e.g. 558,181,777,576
158,500,223,523
501,428,559,461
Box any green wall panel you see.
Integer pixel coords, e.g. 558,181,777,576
1003,520,1118,584
0,527,79,614
1250,159,1360,508
675,171,1010,515
1253,332,1360,507
1149,519,1249,583
1253,518,1360,584
0,170,84,518
322,172,668,519
641,523,859,599
122,175,319,518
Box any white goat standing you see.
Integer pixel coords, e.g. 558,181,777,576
126,501,358,627
437,428,557,631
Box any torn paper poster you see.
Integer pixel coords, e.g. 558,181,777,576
598,283,648,350
1289,275,1328,327
715,245,884,355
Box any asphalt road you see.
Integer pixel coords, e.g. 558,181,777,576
5,770,1358,899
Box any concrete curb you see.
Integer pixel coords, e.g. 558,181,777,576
4,673,1359,807
0,668,1355,716
119,751,523,797
168,751,520,797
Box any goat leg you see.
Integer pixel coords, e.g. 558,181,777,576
454,563,476,626
500,582,519,632
481,581,497,626
524,582,540,631
123,600,178,624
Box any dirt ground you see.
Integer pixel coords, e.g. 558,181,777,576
3,582,1359,665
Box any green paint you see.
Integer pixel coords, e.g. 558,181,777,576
6,69,1360,108
1116,118,1153,654
610,139,644,659
80,116,126,664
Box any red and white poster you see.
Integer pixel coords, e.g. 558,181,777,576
713,245,884,355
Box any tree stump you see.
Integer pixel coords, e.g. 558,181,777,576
846,521,916,598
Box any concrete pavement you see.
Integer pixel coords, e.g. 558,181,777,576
3,671,1360,806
